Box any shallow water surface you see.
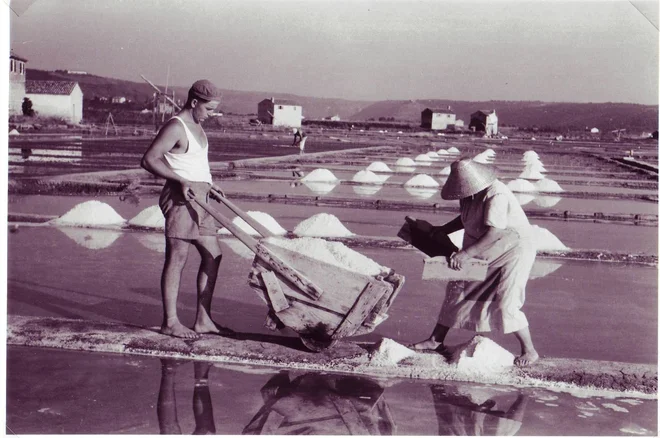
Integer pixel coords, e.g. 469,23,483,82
6,347,657,435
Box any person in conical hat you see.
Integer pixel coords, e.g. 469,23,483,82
409,157,540,367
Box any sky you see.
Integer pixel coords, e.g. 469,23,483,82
5,0,660,104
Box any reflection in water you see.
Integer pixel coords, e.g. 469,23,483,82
220,238,255,260
353,184,383,196
529,259,564,280
533,196,562,208
302,181,340,195
243,372,396,435
394,166,416,173
432,383,528,436
514,194,535,206
58,227,122,250
157,359,216,435
405,186,437,199
133,233,166,253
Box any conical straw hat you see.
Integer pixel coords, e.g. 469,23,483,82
441,158,496,200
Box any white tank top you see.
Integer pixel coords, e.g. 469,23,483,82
163,116,212,183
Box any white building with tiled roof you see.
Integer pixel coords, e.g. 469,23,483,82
421,107,457,130
9,52,28,115
257,97,303,128
25,80,84,123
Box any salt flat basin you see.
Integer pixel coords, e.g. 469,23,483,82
7,226,657,364
7,346,657,435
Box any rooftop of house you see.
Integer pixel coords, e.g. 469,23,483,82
10,52,28,62
26,80,79,95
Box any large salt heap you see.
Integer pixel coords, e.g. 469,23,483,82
396,157,417,167
293,213,355,237
265,237,386,276
352,170,386,184
50,200,126,227
447,146,460,154
534,178,564,192
415,154,433,166
507,179,537,193
366,161,392,172
128,205,165,229
404,174,439,187
218,211,287,236
301,168,339,182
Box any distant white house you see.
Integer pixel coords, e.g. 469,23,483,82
421,107,456,130
9,52,28,115
25,80,84,123
455,119,465,128
257,97,302,128
469,110,498,136
590,127,600,134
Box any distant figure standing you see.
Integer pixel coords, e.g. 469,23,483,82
141,79,233,340
292,128,308,155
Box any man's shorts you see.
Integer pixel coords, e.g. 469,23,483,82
159,180,219,239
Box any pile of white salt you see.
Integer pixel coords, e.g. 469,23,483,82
404,174,439,188
301,168,339,182
265,237,386,276
395,157,417,167
352,170,386,184
450,336,514,371
426,151,440,158
293,213,354,237
369,338,415,366
447,146,460,154
437,149,450,155
366,161,392,172
507,179,537,192
218,211,287,236
128,205,165,229
534,178,564,192
50,200,126,227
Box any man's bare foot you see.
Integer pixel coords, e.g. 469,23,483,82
194,320,236,337
408,339,447,354
161,321,200,339
514,350,540,367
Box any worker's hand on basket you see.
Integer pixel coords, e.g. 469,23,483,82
449,250,471,271
210,184,226,200
181,181,212,202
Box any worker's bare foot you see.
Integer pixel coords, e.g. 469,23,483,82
194,320,236,337
408,339,446,354
161,320,200,339
514,350,539,367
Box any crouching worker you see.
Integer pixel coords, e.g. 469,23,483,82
409,158,539,366
141,79,234,339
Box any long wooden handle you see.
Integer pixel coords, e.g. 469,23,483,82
210,189,275,238
193,196,260,253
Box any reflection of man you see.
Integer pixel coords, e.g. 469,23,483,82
431,384,528,436
243,372,395,435
157,359,216,435
291,128,308,155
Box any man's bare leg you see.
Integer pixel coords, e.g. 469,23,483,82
161,237,199,339
409,323,451,352
513,326,539,366
192,236,234,335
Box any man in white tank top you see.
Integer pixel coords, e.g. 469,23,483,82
142,80,233,339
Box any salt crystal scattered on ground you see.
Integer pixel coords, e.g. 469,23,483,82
58,227,122,250
352,170,385,184
301,168,339,182
396,157,417,166
534,178,564,192
366,161,392,172
447,147,460,154
265,237,386,276
518,168,545,180
128,205,165,229
439,166,452,176
451,336,514,371
293,213,355,237
507,179,537,192
50,200,126,227
218,211,287,236
532,225,569,250
404,174,439,187
369,338,415,366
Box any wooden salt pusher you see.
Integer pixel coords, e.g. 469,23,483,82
195,190,406,351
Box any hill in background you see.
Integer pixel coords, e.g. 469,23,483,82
26,69,658,132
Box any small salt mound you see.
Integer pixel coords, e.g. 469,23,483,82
58,227,122,250
451,336,514,371
370,338,414,366
9,129,20,136
265,237,386,276
447,147,460,154
404,174,439,188
437,149,450,155
128,205,165,229
514,193,536,206
534,178,564,193
426,151,440,158
396,157,417,167
405,187,437,199
518,168,545,180
352,170,385,184
50,200,126,227
533,195,562,208
302,181,338,195
532,225,569,250
366,161,392,172
301,168,339,182
472,153,491,164
439,166,452,176
293,213,354,237
218,211,287,236
507,179,537,193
